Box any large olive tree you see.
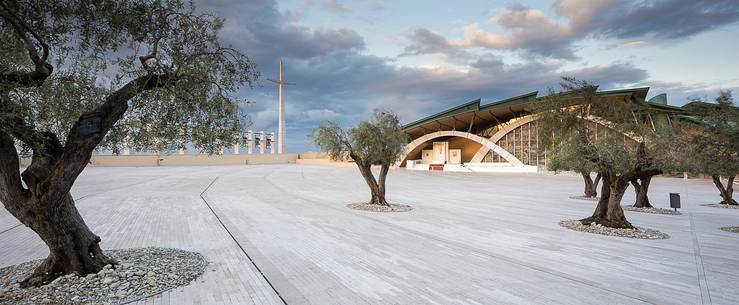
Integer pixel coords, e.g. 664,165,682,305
536,78,679,228
0,0,256,286
312,110,408,206
682,90,739,205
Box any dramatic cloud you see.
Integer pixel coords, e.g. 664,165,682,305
400,28,472,60
592,0,739,40
193,0,728,151
405,0,739,60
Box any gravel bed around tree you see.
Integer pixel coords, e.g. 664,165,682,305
720,226,739,233
559,220,669,239
622,206,681,215
0,247,207,305
347,203,413,212
701,203,739,209
568,196,599,201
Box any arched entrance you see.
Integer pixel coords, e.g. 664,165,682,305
397,130,524,167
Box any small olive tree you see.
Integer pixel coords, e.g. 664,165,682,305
312,110,408,206
536,78,679,228
682,90,739,205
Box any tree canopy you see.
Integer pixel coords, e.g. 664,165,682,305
1,0,257,155
534,77,682,228
0,0,258,286
312,109,408,206
313,109,407,167
681,90,739,177
681,90,739,205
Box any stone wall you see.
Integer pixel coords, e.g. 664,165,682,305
21,154,299,167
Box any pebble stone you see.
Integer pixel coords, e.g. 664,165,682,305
0,247,208,305
568,196,599,201
559,219,670,239
720,226,739,233
622,206,681,215
701,203,739,209
346,202,413,212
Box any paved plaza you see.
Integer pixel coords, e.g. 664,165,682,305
1,165,738,305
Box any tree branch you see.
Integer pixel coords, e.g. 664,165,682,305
0,2,52,87
0,130,28,205
40,74,175,204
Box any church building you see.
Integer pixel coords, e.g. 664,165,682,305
397,88,683,172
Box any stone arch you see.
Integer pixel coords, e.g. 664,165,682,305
397,130,524,167
469,114,642,163
470,115,538,163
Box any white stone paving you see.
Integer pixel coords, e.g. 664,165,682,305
1,165,738,305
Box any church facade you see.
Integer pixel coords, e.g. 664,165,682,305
398,88,683,172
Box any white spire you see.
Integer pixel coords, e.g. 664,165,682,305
268,60,295,154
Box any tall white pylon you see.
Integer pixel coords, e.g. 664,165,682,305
267,60,295,154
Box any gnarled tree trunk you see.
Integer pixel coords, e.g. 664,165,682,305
0,73,171,286
16,194,114,287
712,175,737,205
354,160,390,206
581,173,634,229
580,171,600,198
630,176,653,208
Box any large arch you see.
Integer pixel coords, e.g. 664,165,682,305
470,115,538,163
469,114,642,163
397,130,524,167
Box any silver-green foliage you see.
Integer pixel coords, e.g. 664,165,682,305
312,110,408,166
536,77,679,177
1,0,257,155
682,90,739,177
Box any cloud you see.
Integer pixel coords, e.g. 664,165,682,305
404,0,739,60
641,80,739,105
400,28,472,60
359,0,384,10
323,0,347,13
592,0,739,40
193,0,722,152
305,109,341,121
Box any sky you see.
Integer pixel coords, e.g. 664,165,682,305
195,0,739,152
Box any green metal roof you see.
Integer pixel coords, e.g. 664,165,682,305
402,87,685,131
402,99,481,130
480,91,539,110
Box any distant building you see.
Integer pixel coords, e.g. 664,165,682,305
398,88,683,172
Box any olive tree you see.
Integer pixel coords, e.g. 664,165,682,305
312,110,408,206
682,90,739,205
536,78,678,228
0,0,257,286
547,133,601,198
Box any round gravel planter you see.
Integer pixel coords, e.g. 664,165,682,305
568,196,599,201
701,203,739,209
720,226,739,233
347,203,412,212
0,247,207,305
622,206,681,215
559,220,669,239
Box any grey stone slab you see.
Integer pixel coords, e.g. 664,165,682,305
1,165,737,305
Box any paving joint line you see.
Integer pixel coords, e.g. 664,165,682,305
689,212,712,305
199,176,289,305
263,173,654,305
0,194,93,236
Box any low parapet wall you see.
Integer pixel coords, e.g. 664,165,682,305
72,154,298,167
295,158,356,168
